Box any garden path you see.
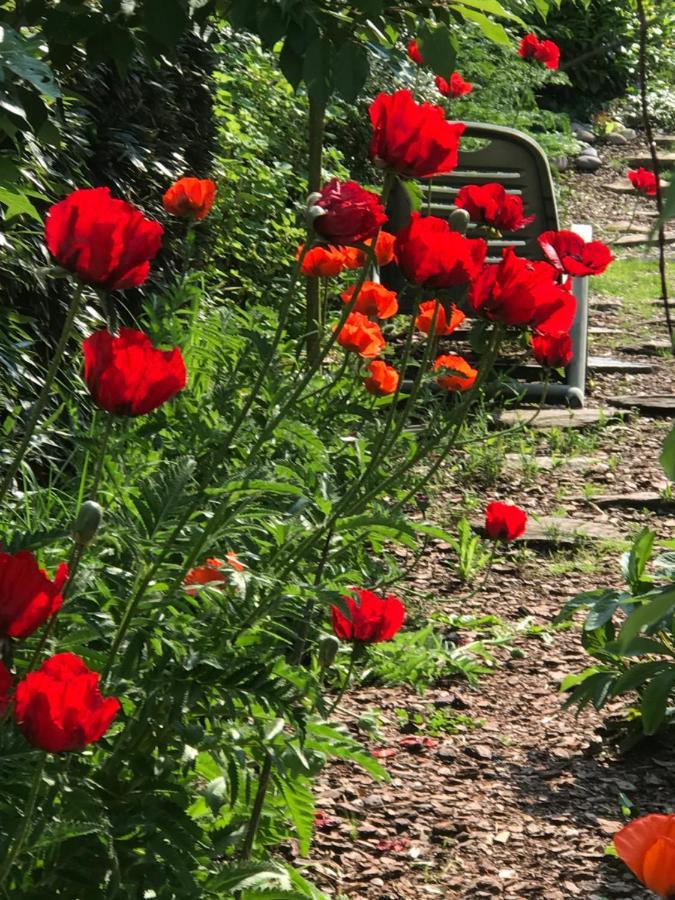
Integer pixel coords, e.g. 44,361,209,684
295,150,675,899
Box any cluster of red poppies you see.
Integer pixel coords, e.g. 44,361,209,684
406,40,474,99
517,33,561,69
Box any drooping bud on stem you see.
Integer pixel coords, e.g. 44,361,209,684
318,635,339,669
72,500,103,547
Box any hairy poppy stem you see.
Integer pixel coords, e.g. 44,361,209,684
306,96,326,367
0,752,46,888
0,286,83,508
89,415,114,502
239,751,273,860
327,644,359,717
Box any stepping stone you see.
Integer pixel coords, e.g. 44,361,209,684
586,491,675,512
593,298,622,311
497,407,621,430
614,232,675,247
503,454,609,475
608,394,675,417
619,340,672,356
628,153,675,170
471,514,621,545
588,326,624,335
588,355,653,373
608,177,669,194
656,134,675,147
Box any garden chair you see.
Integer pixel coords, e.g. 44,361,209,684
382,122,591,409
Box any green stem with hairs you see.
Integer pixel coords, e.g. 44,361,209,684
0,753,46,887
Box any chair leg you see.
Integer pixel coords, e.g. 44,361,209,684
565,274,589,407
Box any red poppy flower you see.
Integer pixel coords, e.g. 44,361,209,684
518,33,560,69
435,73,473,98
407,39,424,65
0,661,11,715
531,331,573,368
628,168,659,197
83,328,186,417
369,90,466,179
364,360,400,396
341,281,399,319
312,179,387,245
331,588,405,643
351,231,397,268
433,354,478,392
538,230,613,277
15,652,120,753
615,814,675,898
183,555,244,596
469,248,574,333
335,312,386,358
395,213,487,288
45,187,163,292
298,244,347,277
0,551,68,641
415,300,465,336
163,177,216,221
455,183,535,232
484,501,527,541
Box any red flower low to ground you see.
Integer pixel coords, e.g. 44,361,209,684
433,355,478,392
435,73,473,98
538,230,613,276
369,90,466,179
518,33,560,69
341,281,399,319
163,177,216,221
455,183,535,232
415,300,466,336
335,312,386,358
363,360,400,396
615,814,675,898
183,555,245,596
0,550,68,640
15,652,120,752
395,213,487,288
628,167,659,197
484,501,527,541
331,588,405,643
531,331,573,368
83,328,186,417
312,179,387,245
0,661,11,715
46,187,163,292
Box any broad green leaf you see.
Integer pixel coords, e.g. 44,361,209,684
610,661,669,696
618,586,675,650
417,24,457,76
640,669,675,734
143,0,189,47
333,41,369,103
278,776,314,856
659,178,675,225
621,526,655,594
279,39,303,89
584,596,620,631
452,7,510,45
303,37,333,106
450,0,524,25
0,26,60,99
660,425,675,480
0,187,42,221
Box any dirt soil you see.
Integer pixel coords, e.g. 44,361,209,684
294,141,675,899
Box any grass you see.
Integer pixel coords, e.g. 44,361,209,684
594,256,675,344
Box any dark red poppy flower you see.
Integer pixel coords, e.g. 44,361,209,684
538,230,613,276
83,328,186,417
183,555,245,596
163,177,216,221
407,39,424,65
455,183,535,232
628,168,659,197
0,661,11,715
469,248,574,333
433,354,478,392
518,33,560,69
45,187,163,292
435,73,473,98
395,213,487,288
331,588,405,643
297,244,348,277
312,179,387,245
531,331,573,368
415,300,465,336
0,551,68,641
485,501,527,541
615,814,675,898
341,281,399,319
334,312,386,358
369,90,466,179
15,652,120,752
364,360,400,396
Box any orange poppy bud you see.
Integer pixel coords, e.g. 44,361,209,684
163,177,216,221
363,360,400,395
297,244,347,277
615,814,675,897
341,281,399,319
415,300,465,336
433,354,477,392
334,312,386,358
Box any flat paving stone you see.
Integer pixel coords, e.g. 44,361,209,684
593,298,622,311
498,407,621,430
628,152,675,169
608,178,669,194
608,394,675,417
614,233,675,247
588,326,625,336
472,514,621,545
619,340,672,356
655,134,675,148
503,454,609,475
581,491,675,512
588,355,653,373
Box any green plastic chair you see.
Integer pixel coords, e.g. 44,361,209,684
383,122,590,409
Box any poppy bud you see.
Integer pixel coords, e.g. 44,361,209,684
72,500,103,546
306,205,326,227
318,635,340,668
306,192,322,206
448,208,470,235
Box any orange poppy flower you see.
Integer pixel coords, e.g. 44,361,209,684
163,177,216,221
433,354,477,392
183,554,245,596
364,360,400,395
334,312,386,358
415,300,466,336
615,814,675,897
341,281,399,319
297,244,347,277
341,247,364,270
350,231,397,268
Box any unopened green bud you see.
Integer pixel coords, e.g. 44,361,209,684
318,635,340,669
72,500,103,546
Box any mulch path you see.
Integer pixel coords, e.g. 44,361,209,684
292,145,675,899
